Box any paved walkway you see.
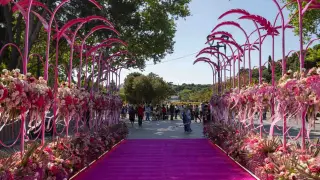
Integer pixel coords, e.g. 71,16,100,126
75,120,256,180
127,119,204,139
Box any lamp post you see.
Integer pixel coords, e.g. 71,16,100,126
206,35,229,95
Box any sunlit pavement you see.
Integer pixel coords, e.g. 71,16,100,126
125,119,204,139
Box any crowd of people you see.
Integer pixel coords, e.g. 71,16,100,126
120,103,212,133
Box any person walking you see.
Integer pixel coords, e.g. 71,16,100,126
155,105,160,121
181,106,192,133
194,105,200,123
162,105,167,120
169,104,175,120
145,105,151,121
135,105,138,119
186,105,192,132
263,107,267,120
121,106,126,119
150,105,154,120
202,104,210,125
137,104,144,127
129,106,135,127
180,105,184,118
174,105,179,119
190,104,194,121
200,103,205,119
180,106,187,132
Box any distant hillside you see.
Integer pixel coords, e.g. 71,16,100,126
172,83,211,92
172,83,212,102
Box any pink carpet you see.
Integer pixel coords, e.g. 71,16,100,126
74,139,256,180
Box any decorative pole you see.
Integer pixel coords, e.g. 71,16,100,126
194,57,218,93
296,0,315,151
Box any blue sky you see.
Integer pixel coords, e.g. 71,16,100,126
120,0,302,85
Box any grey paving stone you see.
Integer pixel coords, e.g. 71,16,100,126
125,119,204,139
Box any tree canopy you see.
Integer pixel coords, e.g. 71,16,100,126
123,72,174,104
177,87,212,102
282,0,320,43
170,83,212,102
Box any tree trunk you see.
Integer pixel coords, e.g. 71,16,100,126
3,5,18,70
29,8,48,53
0,7,6,62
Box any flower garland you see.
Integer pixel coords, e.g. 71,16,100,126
0,69,30,120
0,69,53,132
0,122,128,180
206,67,320,180
210,68,320,138
204,122,320,180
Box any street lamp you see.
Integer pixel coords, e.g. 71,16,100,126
206,34,229,95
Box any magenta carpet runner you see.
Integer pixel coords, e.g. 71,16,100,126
75,139,255,180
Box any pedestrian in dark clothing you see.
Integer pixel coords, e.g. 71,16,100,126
182,106,192,133
162,105,167,120
129,106,135,127
181,107,187,132
263,108,267,120
137,105,144,127
190,104,194,121
145,105,151,121
135,106,138,119
203,104,210,125
170,104,175,120
175,106,179,119
194,105,200,122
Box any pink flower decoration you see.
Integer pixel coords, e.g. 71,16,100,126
0,86,8,102
265,163,275,171
309,165,320,173
0,0,10,6
44,147,53,154
264,158,270,163
35,95,44,108
267,174,275,180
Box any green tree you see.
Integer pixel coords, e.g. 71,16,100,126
179,89,192,102
305,44,320,67
132,75,154,104
251,68,259,83
188,88,212,102
281,1,320,72
123,72,142,104
263,55,272,83
119,88,126,102
123,72,173,104
151,77,173,104
283,0,320,42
